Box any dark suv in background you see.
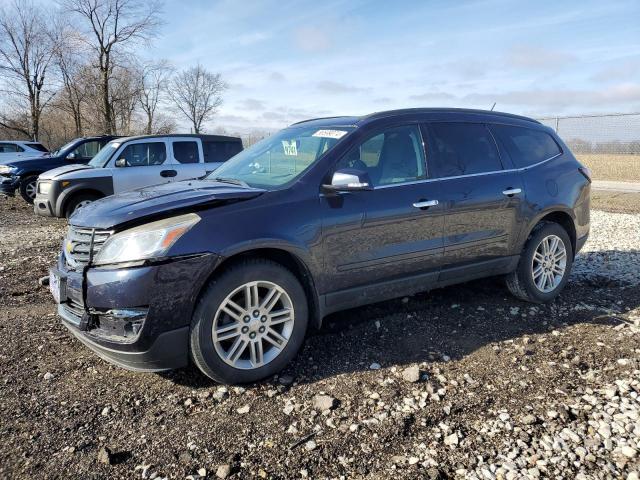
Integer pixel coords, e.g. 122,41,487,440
0,135,117,203
49,108,591,384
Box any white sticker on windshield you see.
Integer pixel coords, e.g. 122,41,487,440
282,140,298,156
312,129,348,139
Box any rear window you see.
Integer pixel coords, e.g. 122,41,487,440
173,141,200,164
26,142,49,152
203,140,243,163
426,122,502,177
490,124,561,167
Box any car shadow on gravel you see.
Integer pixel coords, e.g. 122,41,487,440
161,264,639,389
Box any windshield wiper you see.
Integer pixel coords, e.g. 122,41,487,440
213,177,250,188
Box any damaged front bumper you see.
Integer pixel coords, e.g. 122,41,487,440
0,174,19,196
53,252,219,372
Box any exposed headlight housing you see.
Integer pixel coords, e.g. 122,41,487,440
93,213,201,266
38,181,51,195
0,165,17,174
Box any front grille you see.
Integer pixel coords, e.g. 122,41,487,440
64,226,113,269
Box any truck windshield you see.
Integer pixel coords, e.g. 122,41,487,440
207,126,354,188
88,142,119,167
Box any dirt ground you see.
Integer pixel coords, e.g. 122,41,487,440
1,195,639,480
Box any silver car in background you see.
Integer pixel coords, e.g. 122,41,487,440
34,134,243,218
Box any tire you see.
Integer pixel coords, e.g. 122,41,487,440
65,193,101,218
506,221,574,303
190,259,309,384
19,176,38,204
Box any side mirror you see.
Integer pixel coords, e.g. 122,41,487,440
66,151,78,160
115,158,127,168
322,168,373,192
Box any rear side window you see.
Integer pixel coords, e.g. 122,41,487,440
72,140,101,159
203,141,243,163
26,143,49,152
118,142,167,166
426,123,502,177
0,143,22,153
490,124,561,167
173,141,200,164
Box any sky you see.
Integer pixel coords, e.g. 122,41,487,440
143,0,640,133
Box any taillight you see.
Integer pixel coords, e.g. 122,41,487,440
578,166,592,183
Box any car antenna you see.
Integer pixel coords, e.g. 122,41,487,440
490,102,496,111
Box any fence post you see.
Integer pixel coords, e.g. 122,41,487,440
554,117,559,134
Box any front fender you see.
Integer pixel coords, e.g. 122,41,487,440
56,177,114,217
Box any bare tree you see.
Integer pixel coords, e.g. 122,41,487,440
61,0,162,134
139,60,173,134
0,0,58,140
50,20,89,137
168,64,227,134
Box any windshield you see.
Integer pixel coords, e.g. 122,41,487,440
88,142,119,167
208,126,354,188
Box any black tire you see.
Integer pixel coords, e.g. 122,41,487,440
19,175,38,204
506,221,574,303
190,259,308,384
65,193,101,218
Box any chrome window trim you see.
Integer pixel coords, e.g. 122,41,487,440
372,152,562,190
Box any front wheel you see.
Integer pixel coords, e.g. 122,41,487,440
506,222,574,303
19,176,38,204
65,193,101,218
190,259,308,384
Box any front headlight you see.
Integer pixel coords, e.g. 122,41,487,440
93,213,201,265
38,181,51,195
0,165,17,174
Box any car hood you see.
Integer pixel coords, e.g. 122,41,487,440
0,154,55,167
38,164,94,180
70,180,266,229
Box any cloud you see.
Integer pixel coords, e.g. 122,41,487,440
462,83,640,111
235,31,272,46
590,58,640,83
409,91,456,102
316,80,367,94
238,98,267,110
293,26,331,52
269,72,286,82
505,45,576,71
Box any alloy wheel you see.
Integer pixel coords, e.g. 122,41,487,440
25,180,37,200
531,234,567,293
212,280,295,370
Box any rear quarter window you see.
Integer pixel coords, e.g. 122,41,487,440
203,141,243,163
490,124,561,168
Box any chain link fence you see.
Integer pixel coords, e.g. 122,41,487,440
536,113,640,182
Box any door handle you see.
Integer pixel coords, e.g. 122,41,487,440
412,199,439,209
160,169,177,178
502,188,522,196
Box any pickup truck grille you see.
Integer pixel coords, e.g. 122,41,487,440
64,226,113,269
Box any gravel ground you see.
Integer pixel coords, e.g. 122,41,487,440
1,196,639,480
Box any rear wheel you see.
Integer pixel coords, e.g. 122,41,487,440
190,259,308,384
65,193,101,218
506,222,573,303
19,176,38,204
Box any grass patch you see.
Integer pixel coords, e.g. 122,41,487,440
591,191,640,214
576,154,640,182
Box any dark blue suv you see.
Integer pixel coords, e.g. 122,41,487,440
49,109,591,383
0,135,117,203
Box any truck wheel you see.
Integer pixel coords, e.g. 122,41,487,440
190,259,308,384
65,193,101,218
19,176,38,204
506,222,573,303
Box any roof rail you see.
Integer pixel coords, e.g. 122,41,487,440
362,108,541,124
289,116,355,126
